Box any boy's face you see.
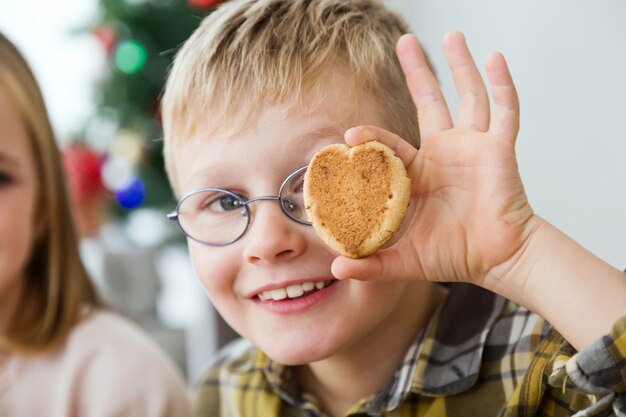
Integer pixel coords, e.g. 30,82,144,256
174,73,417,365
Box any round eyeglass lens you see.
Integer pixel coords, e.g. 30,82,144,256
176,189,249,245
279,166,310,224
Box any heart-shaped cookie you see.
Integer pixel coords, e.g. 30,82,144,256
304,141,411,258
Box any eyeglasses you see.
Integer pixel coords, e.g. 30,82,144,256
167,166,311,246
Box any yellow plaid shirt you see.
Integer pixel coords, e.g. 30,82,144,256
193,284,626,416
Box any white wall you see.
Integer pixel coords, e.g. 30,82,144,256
388,0,626,269
0,0,102,145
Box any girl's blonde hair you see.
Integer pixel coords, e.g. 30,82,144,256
161,0,420,185
0,33,101,354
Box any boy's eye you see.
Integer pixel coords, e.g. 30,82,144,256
205,193,242,212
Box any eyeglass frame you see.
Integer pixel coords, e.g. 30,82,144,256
166,165,311,246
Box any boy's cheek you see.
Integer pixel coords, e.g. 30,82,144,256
188,243,237,297
187,243,253,339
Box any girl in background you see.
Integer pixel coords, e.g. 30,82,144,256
0,32,190,416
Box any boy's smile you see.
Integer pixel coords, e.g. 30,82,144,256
250,277,338,313
173,72,435,365
252,278,335,301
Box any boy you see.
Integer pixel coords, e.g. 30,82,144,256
161,0,626,415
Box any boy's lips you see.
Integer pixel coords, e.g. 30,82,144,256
251,279,339,315
249,278,337,301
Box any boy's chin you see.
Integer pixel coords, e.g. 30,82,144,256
257,338,336,366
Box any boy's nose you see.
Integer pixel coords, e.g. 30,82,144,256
242,201,307,265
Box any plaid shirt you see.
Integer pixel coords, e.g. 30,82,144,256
193,284,626,416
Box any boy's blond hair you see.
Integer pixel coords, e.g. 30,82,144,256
161,0,419,185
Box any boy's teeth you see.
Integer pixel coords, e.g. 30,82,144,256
260,281,330,301
286,285,304,298
271,288,287,300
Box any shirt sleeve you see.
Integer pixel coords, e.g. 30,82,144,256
547,312,626,417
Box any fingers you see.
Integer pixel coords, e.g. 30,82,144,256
398,32,519,144
443,31,490,131
344,125,418,168
396,34,453,142
485,52,520,142
331,249,411,282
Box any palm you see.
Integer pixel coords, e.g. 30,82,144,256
333,32,538,287
406,127,532,284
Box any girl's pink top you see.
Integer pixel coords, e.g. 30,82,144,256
0,310,191,416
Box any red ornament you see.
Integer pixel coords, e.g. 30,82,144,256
187,0,223,9
62,144,110,237
92,25,117,55
62,143,106,204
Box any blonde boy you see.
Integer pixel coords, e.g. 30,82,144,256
161,0,626,416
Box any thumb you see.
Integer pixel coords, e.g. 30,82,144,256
331,249,413,281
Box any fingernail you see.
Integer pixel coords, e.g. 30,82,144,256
345,127,376,142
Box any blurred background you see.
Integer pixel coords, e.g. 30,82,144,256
1,0,625,384
0,0,231,384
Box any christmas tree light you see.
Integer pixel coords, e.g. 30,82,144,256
77,0,221,218
114,39,147,74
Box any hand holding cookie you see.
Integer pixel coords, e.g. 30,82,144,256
329,32,540,294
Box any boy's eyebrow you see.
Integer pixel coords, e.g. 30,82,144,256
296,125,345,143
186,164,231,189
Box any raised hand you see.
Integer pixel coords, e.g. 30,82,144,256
332,31,541,293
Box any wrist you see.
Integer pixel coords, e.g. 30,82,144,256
481,214,548,306
488,216,626,350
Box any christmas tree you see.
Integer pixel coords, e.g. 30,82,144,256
69,0,222,225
